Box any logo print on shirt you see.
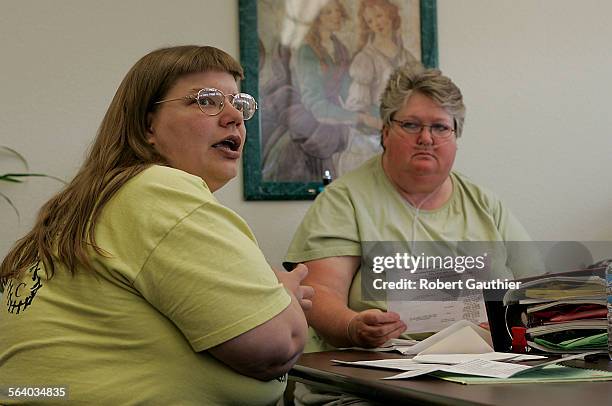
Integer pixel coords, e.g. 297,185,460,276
5,260,43,314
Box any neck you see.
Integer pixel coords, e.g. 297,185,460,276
382,162,453,209
404,179,451,209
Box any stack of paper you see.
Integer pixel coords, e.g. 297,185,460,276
503,267,608,353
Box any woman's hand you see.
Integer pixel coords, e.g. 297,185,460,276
347,309,407,348
274,264,315,311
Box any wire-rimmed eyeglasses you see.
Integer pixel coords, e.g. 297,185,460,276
155,88,258,121
391,119,455,139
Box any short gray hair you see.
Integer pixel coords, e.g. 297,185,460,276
380,67,466,138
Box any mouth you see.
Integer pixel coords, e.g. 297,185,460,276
413,151,435,158
212,134,242,152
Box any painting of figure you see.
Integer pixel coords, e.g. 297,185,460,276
243,0,433,197
335,0,422,175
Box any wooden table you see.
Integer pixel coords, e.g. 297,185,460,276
289,350,612,405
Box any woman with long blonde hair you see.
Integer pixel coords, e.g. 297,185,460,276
1,45,312,404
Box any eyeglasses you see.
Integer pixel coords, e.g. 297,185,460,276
155,88,258,121
391,119,455,139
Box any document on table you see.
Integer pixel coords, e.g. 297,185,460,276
333,352,546,372
382,359,532,380
388,298,487,334
414,353,545,364
332,358,425,371
400,320,493,355
382,352,598,380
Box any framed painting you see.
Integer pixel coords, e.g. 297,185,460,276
239,0,438,200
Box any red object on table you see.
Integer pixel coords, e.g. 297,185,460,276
511,326,528,353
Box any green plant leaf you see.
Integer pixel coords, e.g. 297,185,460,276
0,146,29,171
0,190,20,221
0,173,66,184
1,147,67,219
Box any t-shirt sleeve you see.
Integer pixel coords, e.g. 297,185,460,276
492,198,531,242
492,198,546,278
133,202,291,352
284,183,362,270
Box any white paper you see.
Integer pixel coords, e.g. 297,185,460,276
400,320,493,355
510,354,548,361
338,337,418,353
382,366,441,379
337,346,403,353
332,358,425,371
383,359,533,380
383,352,596,380
412,352,519,365
385,338,419,347
330,320,574,382
441,359,532,379
388,298,487,334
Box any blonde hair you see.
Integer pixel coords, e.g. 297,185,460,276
380,67,466,138
1,45,243,283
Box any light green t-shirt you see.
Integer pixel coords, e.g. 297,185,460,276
0,165,291,405
285,155,539,351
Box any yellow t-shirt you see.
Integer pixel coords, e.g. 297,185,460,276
0,165,291,405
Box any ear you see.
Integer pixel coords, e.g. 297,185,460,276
146,112,156,145
381,125,390,149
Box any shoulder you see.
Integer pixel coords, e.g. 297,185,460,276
97,166,257,270
310,156,383,213
131,164,208,188
123,165,213,202
104,165,217,228
284,157,383,266
331,155,382,192
451,171,505,215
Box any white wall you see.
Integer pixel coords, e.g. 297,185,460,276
2,0,611,269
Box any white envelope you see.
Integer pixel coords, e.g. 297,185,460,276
401,320,493,355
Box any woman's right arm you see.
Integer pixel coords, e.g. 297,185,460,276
302,256,406,348
208,266,311,382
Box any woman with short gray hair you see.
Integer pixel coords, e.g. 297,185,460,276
285,65,538,405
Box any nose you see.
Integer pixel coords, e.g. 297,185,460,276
416,126,434,145
219,98,244,128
